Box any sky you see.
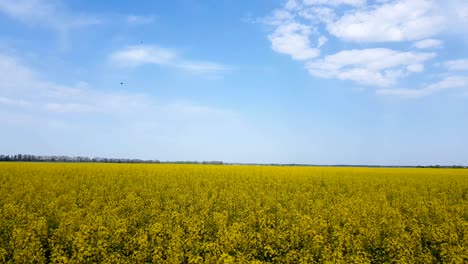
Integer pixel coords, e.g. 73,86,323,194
1,0,468,165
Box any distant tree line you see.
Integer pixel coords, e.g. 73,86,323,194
416,165,466,169
0,154,224,165
0,154,160,163
0,154,465,168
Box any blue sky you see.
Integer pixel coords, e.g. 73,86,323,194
1,0,468,165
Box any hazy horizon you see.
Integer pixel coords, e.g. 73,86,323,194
1,0,468,166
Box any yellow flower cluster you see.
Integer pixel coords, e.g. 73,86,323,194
0,163,467,263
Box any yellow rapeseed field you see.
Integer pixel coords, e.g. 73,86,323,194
0,163,467,263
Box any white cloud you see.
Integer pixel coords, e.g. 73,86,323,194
303,0,366,6
126,15,156,25
444,59,468,71
327,0,445,42
317,36,328,48
44,103,98,113
406,64,424,73
0,0,101,30
110,45,177,67
0,0,100,50
262,10,294,27
377,88,428,98
298,6,336,24
177,61,229,75
268,22,320,60
377,76,468,98
0,0,58,24
0,97,29,107
264,2,330,61
285,0,300,10
110,45,230,75
261,0,468,97
306,48,435,86
438,0,468,35
266,0,468,46
414,39,443,49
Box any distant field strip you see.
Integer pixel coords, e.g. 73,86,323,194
0,163,467,263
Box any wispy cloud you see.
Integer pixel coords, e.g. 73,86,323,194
0,0,101,50
443,59,468,71
302,0,365,7
0,0,101,30
176,61,229,75
110,45,230,76
110,45,177,67
0,53,231,115
0,0,162,35
414,39,443,49
44,103,98,113
0,53,256,161
377,76,468,98
126,15,156,25
0,97,29,107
